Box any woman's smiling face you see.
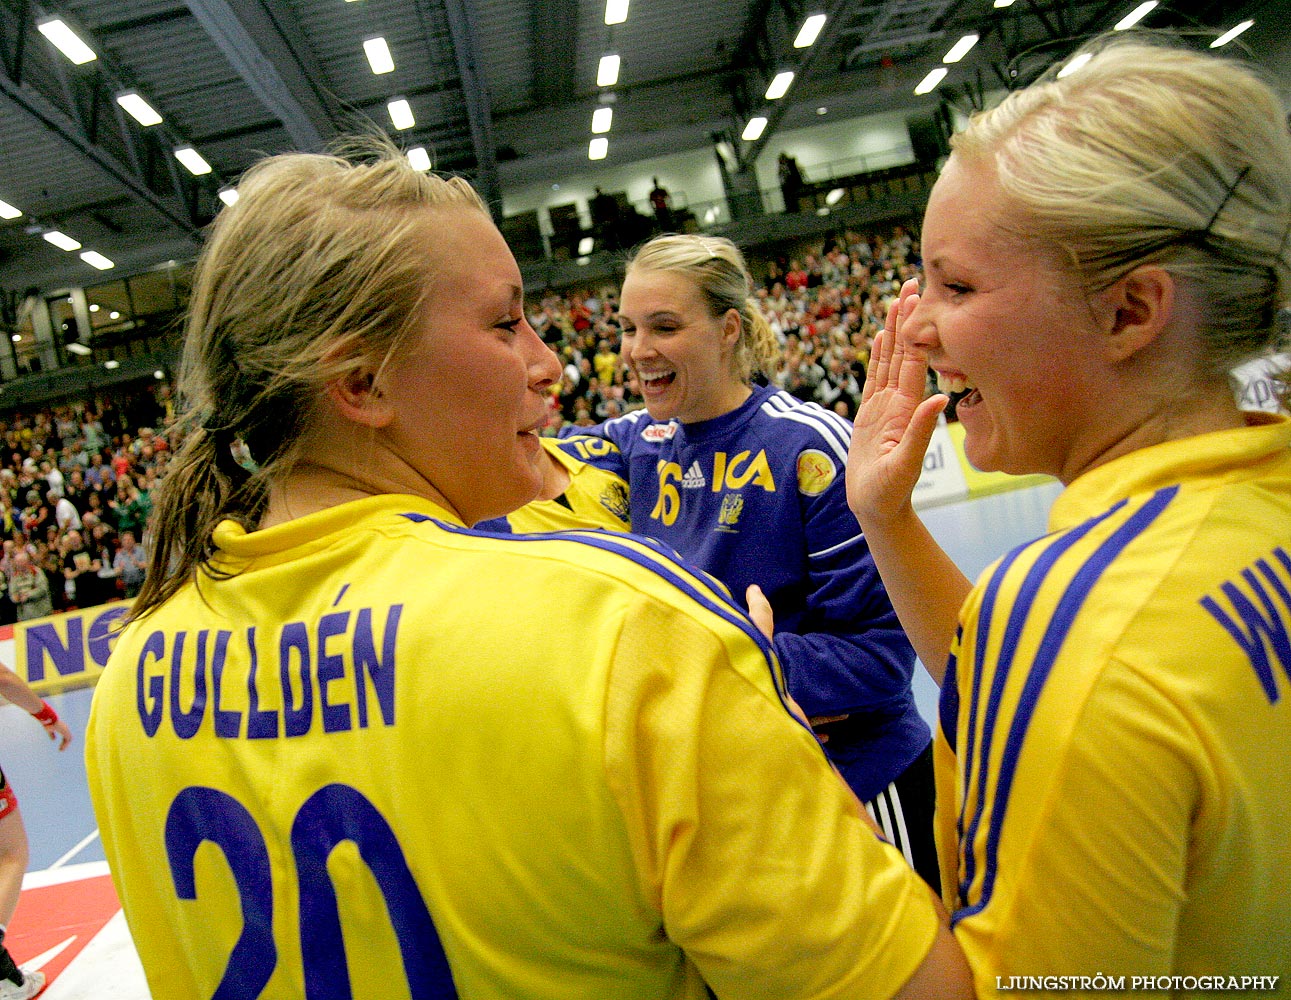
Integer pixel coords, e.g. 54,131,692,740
617,268,747,424
910,154,1114,482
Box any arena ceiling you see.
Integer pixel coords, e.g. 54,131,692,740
0,0,1278,298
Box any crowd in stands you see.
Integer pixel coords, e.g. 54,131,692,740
530,225,924,431
0,385,173,623
0,226,920,623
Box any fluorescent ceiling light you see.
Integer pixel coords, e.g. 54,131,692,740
104,360,120,369
218,188,239,206
38,19,96,64
741,116,767,141
407,146,431,172
794,14,826,48
993,0,1015,6
1058,52,1093,77
825,187,845,206
66,342,92,355
576,256,591,266
1211,20,1254,47
943,34,979,63
174,147,212,175
591,107,613,133
588,137,609,160
110,311,120,319
117,92,162,126
388,98,415,130
81,251,115,270
0,200,20,220
1114,1,1156,30
765,71,794,100
597,54,620,87
90,303,100,312
578,236,595,255
364,37,395,74
605,0,629,25
9,335,19,343
914,67,948,95
44,231,81,251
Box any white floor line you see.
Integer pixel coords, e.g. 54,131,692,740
49,829,100,870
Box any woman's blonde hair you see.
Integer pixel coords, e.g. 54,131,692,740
953,35,1291,374
625,234,779,382
134,137,488,618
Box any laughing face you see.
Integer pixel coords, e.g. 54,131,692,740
911,154,1113,482
617,268,750,424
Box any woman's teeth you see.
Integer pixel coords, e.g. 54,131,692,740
936,373,973,395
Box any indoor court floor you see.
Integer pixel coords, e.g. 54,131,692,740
1,479,1062,998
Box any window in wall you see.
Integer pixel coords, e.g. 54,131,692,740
87,279,136,359
9,306,37,375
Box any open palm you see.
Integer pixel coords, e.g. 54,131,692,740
847,278,948,528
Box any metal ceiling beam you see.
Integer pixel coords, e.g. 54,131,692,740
738,0,856,168
436,0,502,218
183,0,335,152
0,72,200,237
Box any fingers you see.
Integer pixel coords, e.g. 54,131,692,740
745,584,775,641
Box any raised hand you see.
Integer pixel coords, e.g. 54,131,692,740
847,278,947,529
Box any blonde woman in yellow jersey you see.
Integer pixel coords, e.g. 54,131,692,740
475,435,630,534
848,35,1291,996
84,138,972,999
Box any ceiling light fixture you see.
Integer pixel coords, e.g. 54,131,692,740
364,37,395,74
591,107,613,133
765,71,794,100
794,14,826,48
741,116,768,141
43,231,82,252
387,98,415,130
66,342,92,355
0,200,20,220
407,146,431,172
914,67,948,95
117,92,163,126
104,360,120,369
825,187,845,206
174,147,212,175
81,251,115,270
993,0,1016,7
604,0,629,25
1211,20,1254,47
218,188,239,206
1057,52,1093,77
579,237,595,255
37,19,97,64
588,137,609,160
943,34,979,63
597,54,620,87
1114,1,1156,30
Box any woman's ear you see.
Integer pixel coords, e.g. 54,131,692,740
1101,264,1175,364
326,368,393,428
722,307,743,350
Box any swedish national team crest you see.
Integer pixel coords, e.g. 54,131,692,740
717,493,744,530
796,449,837,495
600,481,630,522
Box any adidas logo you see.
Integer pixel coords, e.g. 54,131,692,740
681,461,706,489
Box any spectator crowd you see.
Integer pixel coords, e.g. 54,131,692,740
0,224,920,624
530,225,923,431
0,386,172,623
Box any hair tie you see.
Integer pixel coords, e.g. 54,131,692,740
1203,165,1251,236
